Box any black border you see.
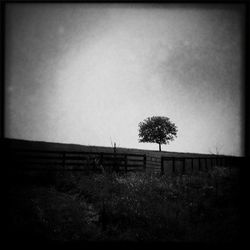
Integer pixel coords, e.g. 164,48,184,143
1,1,248,248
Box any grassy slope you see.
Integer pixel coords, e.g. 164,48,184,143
3,138,218,158
6,167,240,243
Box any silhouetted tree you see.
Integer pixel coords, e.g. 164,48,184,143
138,116,178,151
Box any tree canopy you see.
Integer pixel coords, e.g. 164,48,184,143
138,116,178,151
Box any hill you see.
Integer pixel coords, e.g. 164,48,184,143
3,137,216,158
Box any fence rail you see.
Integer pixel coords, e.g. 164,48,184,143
7,149,146,173
6,147,242,175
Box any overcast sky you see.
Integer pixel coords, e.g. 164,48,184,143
5,4,245,156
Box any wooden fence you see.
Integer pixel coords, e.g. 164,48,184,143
6,147,242,176
161,156,241,175
7,149,146,173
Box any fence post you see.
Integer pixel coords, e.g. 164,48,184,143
182,158,185,175
198,158,201,171
125,155,127,173
172,157,175,174
191,158,194,173
229,158,232,174
205,158,208,171
143,154,146,172
100,153,103,167
113,143,118,172
161,157,164,175
62,152,66,169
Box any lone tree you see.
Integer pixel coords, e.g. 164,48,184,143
138,116,178,152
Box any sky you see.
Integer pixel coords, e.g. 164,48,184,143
5,4,245,156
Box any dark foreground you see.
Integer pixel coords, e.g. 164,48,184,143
5,166,240,244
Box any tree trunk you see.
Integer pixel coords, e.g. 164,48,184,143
159,143,161,152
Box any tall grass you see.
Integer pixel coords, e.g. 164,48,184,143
7,166,240,242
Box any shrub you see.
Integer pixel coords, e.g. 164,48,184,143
8,165,239,242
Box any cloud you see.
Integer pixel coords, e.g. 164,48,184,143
5,4,244,156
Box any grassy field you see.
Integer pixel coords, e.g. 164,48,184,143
6,165,240,243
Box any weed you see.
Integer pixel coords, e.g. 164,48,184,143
7,165,240,242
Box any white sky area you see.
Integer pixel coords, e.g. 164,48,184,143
5,4,244,156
